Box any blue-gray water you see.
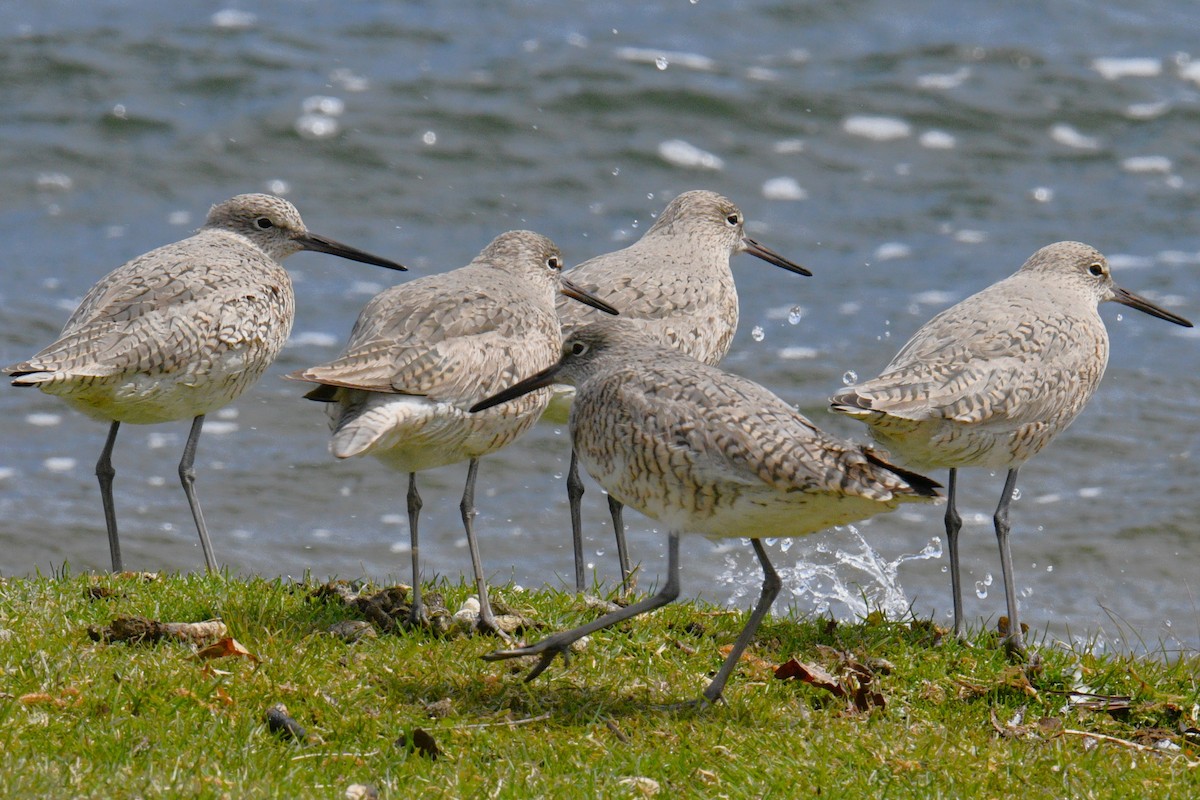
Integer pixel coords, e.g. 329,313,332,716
2,1,1198,655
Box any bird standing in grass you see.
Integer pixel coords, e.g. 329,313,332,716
289,231,616,637
552,190,811,592
473,319,940,704
4,194,407,572
831,241,1192,652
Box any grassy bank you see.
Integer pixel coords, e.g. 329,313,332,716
0,571,1197,798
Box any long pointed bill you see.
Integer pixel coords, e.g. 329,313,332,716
470,361,565,413
1111,286,1193,327
741,237,811,276
561,277,619,315
296,232,408,271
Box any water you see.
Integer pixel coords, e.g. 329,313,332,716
2,1,1198,655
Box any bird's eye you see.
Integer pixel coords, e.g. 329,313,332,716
1088,262,1104,277
546,256,562,271
570,341,588,356
255,217,273,230
725,213,739,226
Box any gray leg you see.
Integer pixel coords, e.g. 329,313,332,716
461,458,509,640
608,494,633,592
566,449,586,591
994,467,1024,652
406,472,426,626
702,538,781,704
178,415,218,573
96,420,123,572
944,468,965,638
484,531,682,681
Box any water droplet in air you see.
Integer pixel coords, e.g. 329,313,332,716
788,306,804,325
1011,486,1022,501
655,56,669,70
422,131,437,145
612,167,621,176
842,370,858,385
975,581,988,599
750,326,765,342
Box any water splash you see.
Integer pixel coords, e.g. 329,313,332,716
717,528,942,620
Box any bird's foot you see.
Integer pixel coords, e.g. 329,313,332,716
482,632,580,682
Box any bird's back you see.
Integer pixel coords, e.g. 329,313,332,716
832,271,1110,469
571,342,940,538
6,229,294,424
299,262,563,466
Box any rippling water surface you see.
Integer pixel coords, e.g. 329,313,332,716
2,1,1199,654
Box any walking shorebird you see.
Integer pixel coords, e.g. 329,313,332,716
287,231,616,637
552,190,810,592
831,241,1192,651
4,193,407,573
473,319,940,704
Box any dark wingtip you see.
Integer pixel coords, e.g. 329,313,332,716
862,449,942,497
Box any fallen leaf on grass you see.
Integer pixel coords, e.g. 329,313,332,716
718,644,773,675
193,637,259,663
775,653,887,712
20,687,82,709
775,659,843,696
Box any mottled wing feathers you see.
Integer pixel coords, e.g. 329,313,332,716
595,360,927,503
292,267,559,401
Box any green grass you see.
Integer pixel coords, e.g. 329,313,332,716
1,571,1198,798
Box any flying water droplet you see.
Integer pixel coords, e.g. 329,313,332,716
655,56,669,70
788,306,804,325
842,370,858,385
975,581,989,599
751,326,765,342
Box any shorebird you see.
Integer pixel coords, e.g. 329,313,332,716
472,319,940,704
4,194,407,573
831,241,1192,651
287,231,616,637
553,190,811,591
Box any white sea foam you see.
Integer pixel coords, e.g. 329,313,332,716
658,139,724,170
761,176,808,201
1121,155,1172,174
843,115,911,141
1050,124,1101,151
919,130,956,149
1092,57,1161,80
614,47,716,72
916,67,971,89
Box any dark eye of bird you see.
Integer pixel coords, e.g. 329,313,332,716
547,256,562,271
255,217,273,230
1088,263,1104,277
725,213,739,226
571,342,587,355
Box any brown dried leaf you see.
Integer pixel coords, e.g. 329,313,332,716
193,637,259,662
774,658,846,697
